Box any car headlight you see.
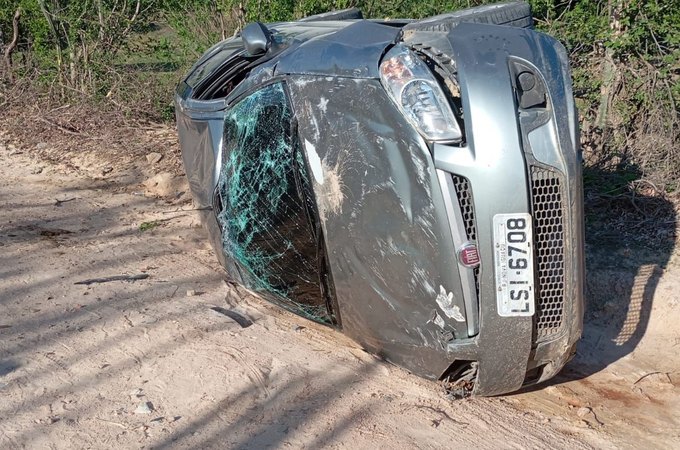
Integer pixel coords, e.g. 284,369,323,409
379,44,462,143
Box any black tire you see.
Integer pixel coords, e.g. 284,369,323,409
403,1,533,32
298,8,363,22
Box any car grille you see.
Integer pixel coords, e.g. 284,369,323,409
451,175,480,293
530,166,566,340
451,175,476,241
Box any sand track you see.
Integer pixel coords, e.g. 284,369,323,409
0,135,678,449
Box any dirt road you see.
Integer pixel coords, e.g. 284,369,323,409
1,136,679,449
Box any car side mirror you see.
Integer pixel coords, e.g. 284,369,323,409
242,22,272,56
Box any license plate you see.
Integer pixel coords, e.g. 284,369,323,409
493,213,535,317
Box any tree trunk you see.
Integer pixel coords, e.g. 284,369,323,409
3,8,21,81
596,0,626,129
37,0,64,83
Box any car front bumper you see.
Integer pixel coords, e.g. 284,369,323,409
420,23,584,395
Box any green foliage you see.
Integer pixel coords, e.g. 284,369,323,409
139,220,160,231
523,0,678,193
1,0,156,97
1,0,678,190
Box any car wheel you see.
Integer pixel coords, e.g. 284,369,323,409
403,1,533,32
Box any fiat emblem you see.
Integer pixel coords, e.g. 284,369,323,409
458,242,480,267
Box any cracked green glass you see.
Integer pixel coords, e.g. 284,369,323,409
216,83,331,323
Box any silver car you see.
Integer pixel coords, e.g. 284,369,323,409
175,2,584,396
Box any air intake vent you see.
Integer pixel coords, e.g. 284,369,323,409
530,166,566,340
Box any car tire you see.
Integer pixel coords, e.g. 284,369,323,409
403,1,533,32
298,8,363,22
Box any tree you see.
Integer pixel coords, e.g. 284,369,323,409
1,7,20,81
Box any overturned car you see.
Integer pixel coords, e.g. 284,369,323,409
175,2,584,396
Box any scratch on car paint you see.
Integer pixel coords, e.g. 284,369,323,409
376,235,410,259
409,144,429,191
416,327,431,345
411,265,436,295
304,139,324,185
299,96,322,142
436,285,465,322
317,158,345,222
384,138,413,223
309,110,321,141
346,250,396,311
313,135,353,223
292,77,314,88
372,283,397,311
432,311,447,330
416,214,437,243
385,235,408,256
371,264,389,288
317,97,329,113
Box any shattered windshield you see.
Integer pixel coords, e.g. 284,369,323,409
215,83,332,323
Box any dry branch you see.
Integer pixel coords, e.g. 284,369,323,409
35,116,92,138
3,8,20,81
74,274,150,285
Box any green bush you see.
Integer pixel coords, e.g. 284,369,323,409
1,0,678,191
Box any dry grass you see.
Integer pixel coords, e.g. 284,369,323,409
0,76,182,179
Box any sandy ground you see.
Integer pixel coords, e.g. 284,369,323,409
1,133,679,449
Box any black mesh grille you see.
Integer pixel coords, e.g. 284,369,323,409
530,167,566,340
451,175,480,293
451,175,477,242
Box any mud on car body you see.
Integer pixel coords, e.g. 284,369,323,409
174,2,585,396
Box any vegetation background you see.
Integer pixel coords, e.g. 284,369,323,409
0,0,678,242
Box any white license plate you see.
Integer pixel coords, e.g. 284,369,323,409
493,213,535,317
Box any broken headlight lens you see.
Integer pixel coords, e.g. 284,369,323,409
380,44,462,143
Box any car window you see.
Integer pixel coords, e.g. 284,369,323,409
185,41,243,89
214,83,333,323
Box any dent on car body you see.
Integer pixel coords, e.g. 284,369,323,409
288,76,472,376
